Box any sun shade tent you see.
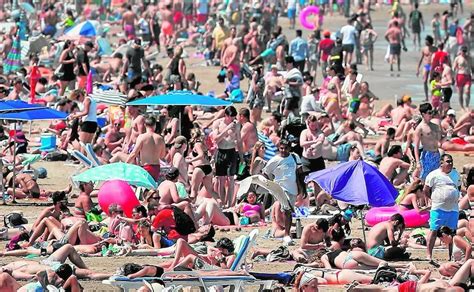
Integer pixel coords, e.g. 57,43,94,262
126,90,233,107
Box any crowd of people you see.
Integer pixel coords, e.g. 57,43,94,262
0,0,472,291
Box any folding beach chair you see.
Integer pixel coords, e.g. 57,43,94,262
103,229,274,291
69,149,94,169
84,143,102,167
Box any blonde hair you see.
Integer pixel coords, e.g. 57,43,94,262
250,141,265,175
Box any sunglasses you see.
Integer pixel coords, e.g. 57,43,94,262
444,160,453,164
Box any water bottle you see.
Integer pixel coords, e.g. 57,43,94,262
296,218,303,239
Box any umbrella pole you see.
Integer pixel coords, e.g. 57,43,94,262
11,122,17,204
29,121,32,137
360,211,367,244
0,158,4,205
179,110,182,136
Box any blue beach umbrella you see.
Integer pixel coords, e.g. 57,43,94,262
305,160,398,207
0,108,67,121
0,100,44,113
127,90,232,107
65,20,101,38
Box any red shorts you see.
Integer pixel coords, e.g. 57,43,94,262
142,164,160,182
398,281,417,292
456,74,472,88
196,14,208,24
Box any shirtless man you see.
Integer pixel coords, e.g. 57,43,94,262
126,116,166,182
263,65,284,112
333,121,364,145
373,128,395,161
172,136,189,187
321,139,365,162
212,106,243,207
238,108,258,154
122,5,137,40
157,167,197,228
221,38,242,80
453,109,473,138
416,36,437,101
379,145,411,186
31,192,67,231
104,121,125,153
440,61,454,115
453,46,472,111
385,21,403,72
125,105,146,150
42,5,59,37
414,103,442,180
292,219,329,263
221,26,237,65
366,213,405,259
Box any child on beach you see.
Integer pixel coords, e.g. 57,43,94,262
430,71,443,111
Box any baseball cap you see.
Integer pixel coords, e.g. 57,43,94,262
134,38,142,46
323,30,331,37
401,95,411,103
165,167,180,180
447,109,456,116
174,136,187,148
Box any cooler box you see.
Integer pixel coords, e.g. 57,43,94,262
39,134,56,151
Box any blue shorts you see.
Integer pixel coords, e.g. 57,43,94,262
429,209,458,231
420,150,440,180
287,8,296,19
160,236,176,248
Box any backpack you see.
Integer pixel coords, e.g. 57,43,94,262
173,206,196,235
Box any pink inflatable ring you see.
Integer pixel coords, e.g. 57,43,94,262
365,206,430,228
299,5,322,30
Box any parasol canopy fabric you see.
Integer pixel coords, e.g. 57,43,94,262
305,160,398,207
127,90,232,107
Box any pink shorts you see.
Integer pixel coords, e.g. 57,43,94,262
457,74,472,88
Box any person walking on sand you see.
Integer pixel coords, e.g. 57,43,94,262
127,116,166,182
385,21,403,72
414,103,441,180
416,36,436,101
122,5,137,40
408,3,424,50
424,154,460,266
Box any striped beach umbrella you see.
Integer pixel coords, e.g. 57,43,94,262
4,36,22,74
89,89,128,105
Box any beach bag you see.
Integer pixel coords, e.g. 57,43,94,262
229,89,244,103
266,246,292,262
372,265,397,284
173,206,196,235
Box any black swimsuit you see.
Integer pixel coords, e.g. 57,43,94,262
144,265,164,277
326,249,343,268
192,148,213,175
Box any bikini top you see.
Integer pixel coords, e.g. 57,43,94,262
242,203,261,213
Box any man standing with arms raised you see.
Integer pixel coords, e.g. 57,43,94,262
127,116,166,183
424,154,460,266
414,103,442,181
213,106,243,207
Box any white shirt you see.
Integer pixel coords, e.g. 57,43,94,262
263,154,300,196
340,24,357,45
300,94,323,114
287,0,297,9
425,168,460,212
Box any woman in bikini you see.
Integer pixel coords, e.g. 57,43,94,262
237,192,265,223
398,179,429,212
322,66,343,121
186,128,219,202
320,238,407,270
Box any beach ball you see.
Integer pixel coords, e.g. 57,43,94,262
98,180,140,218
36,167,47,179
162,21,173,36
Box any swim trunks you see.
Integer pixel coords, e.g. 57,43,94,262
124,24,136,39
420,150,440,180
389,43,401,55
215,148,238,176
399,281,417,292
142,164,160,182
368,245,385,259
429,209,458,231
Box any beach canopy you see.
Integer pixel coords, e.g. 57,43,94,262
65,20,101,38
0,107,67,121
0,100,44,113
306,160,398,207
127,90,232,107
73,162,157,189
